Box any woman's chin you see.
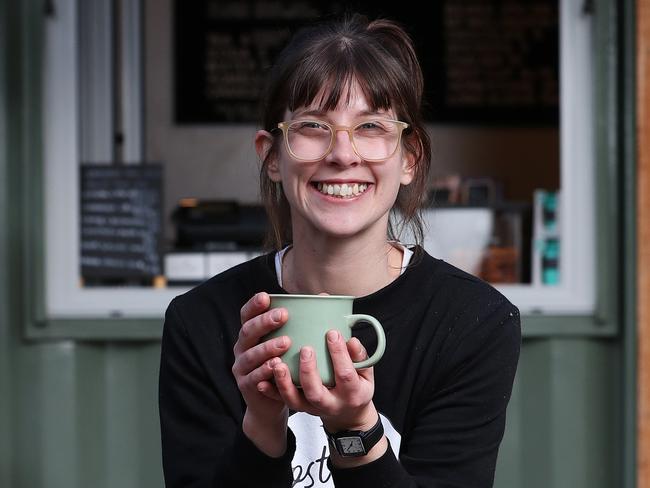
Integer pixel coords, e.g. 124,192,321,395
309,218,379,241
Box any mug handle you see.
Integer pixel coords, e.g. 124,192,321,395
345,314,386,369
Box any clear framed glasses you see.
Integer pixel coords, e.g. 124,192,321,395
276,119,409,162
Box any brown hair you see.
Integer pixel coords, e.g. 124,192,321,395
258,13,431,250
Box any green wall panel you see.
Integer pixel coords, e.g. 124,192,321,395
494,338,619,488
0,334,623,488
0,0,11,480
7,342,165,488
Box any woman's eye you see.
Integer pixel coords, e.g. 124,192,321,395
358,122,380,130
357,121,390,133
296,121,326,130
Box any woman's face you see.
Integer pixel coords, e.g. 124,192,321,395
257,81,414,243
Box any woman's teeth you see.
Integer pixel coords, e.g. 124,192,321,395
315,182,369,198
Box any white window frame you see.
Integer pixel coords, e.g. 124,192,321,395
43,0,594,319
495,0,595,314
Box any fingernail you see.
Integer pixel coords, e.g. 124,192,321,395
274,366,286,378
268,357,280,367
301,347,312,360
272,310,282,322
276,337,286,348
327,330,338,343
255,293,264,305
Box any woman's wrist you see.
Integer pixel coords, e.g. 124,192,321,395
322,404,389,469
242,408,289,458
328,435,388,469
321,403,379,434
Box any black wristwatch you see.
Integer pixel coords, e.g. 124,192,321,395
324,416,384,457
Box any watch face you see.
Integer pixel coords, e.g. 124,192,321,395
337,436,365,455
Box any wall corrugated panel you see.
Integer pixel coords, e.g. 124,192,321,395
9,342,165,488
495,338,619,488
0,336,619,488
0,0,12,482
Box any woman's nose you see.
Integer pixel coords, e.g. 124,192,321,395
326,129,360,166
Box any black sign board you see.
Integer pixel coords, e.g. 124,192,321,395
431,1,559,124
80,164,163,284
174,0,558,125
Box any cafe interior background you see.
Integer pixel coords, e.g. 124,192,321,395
1,0,647,486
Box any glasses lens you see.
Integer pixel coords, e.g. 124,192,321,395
284,120,404,161
286,121,332,160
353,121,401,160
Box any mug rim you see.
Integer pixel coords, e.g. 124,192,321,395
268,293,354,299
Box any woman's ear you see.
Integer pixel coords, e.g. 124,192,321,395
255,130,281,182
400,152,416,186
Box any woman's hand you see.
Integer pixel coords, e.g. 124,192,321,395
268,329,378,434
232,292,291,457
267,332,389,467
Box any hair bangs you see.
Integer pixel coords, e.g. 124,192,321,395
285,40,395,115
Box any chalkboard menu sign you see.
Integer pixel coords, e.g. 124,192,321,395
175,0,558,125
433,1,558,124
175,0,324,123
80,164,163,284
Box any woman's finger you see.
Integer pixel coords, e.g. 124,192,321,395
256,380,283,402
347,337,367,361
244,357,280,388
240,292,269,324
232,336,291,379
297,347,334,410
234,307,287,355
273,363,308,409
347,337,374,382
327,330,360,391
272,360,330,415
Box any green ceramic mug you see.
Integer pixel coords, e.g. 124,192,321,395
264,294,386,387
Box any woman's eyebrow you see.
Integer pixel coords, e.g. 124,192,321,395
292,109,327,118
357,109,391,117
292,109,391,119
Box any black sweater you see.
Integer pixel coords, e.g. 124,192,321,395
159,248,521,487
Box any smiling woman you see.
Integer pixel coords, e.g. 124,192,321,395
255,18,431,251
159,13,521,488
259,83,417,255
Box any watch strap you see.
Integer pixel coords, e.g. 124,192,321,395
324,415,384,457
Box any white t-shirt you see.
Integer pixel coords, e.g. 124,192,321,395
274,242,413,288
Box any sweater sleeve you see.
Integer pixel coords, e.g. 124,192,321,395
329,300,521,488
159,299,296,488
